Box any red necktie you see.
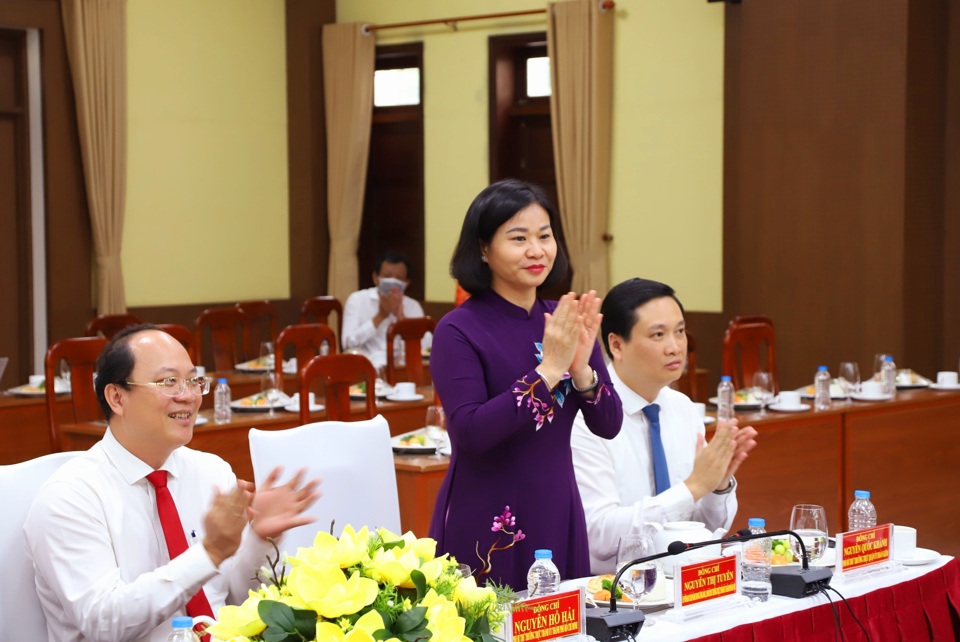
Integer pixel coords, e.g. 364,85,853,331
147,470,214,637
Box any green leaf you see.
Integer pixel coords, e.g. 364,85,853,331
380,539,405,552
259,601,317,641
395,606,427,633
410,569,427,601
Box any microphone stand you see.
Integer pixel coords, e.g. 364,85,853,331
584,550,676,641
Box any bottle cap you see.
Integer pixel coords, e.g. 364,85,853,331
747,517,766,528
218,378,228,384
884,356,894,362
721,375,732,382
534,549,553,559
818,365,828,371
172,616,194,628
854,489,870,499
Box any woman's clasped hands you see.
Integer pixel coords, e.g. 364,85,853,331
537,291,602,392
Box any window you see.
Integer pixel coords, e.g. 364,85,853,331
374,67,421,107
525,56,551,97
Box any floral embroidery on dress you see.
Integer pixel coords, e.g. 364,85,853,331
533,342,572,407
583,381,610,405
512,342,577,430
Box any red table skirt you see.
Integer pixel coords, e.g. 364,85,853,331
691,557,960,642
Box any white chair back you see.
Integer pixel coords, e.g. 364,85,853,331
248,414,401,556
0,451,81,638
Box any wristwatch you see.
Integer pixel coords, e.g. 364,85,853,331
713,475,737,495
571,369,599,394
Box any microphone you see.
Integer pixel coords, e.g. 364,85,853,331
668,528,833,598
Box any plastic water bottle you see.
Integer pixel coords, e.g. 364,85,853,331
527,549,561,597
814,366,831,411
880,356,897,397
847,490,877,531
214,378,232,424
167,616,200,642
741,517,771,602
717,375,735,420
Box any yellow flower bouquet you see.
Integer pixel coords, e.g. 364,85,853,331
206,526,508,642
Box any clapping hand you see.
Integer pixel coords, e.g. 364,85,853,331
539,291,601,389
248,467,322,540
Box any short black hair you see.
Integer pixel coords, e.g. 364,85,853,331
374,251,412,278
95,323,162,420
450,179,570,294
599,278,685,359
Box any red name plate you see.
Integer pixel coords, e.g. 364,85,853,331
678,556,738,607
839,523,893,572
512,589,583,642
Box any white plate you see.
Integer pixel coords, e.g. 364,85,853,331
284,400,325,413
559,576,674,611
851,392,894,402
797,384,848,400
349,383,394,400
897,382,929,390
703,416,716,424
386,393,425,402
235,358,297,374
708,396,761,410
727,544,835,567
929,383,960,391
896,547,939,566
6,378,71,396
392,428,440,454
768,402,811,413
194,416,209,425
230,391,291,411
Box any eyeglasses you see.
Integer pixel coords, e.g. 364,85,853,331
125,376,211,397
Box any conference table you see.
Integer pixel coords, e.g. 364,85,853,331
637,555,960,640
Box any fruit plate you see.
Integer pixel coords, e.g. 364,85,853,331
391,428,440,454
559,575,673,612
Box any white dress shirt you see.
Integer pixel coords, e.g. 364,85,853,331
572,364,737,574
341,286,432,368
24,429,273,642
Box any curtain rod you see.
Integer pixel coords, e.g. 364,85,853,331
362,1,615,36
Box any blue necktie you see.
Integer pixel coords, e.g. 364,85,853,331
642,404,671,494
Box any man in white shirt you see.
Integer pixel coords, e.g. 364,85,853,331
24,325,321,642
572,278,757,574
342,251,432,368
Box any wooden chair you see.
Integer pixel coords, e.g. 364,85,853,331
300,296,343,345
0,451,81,637
300,353,376,424
722,315,778,391
156,323,197,362
84,313,141,339
236,300,277,362
275,323,338,383
385,317,435,386
194,307,244,371
247,415,399,554
44,336,107,452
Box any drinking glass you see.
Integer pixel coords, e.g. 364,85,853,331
789,504,828,564
424,406,447,459
260,341,275,369
838,361,860,403
616,534,657,612
260,371,280,418
752,371,773,416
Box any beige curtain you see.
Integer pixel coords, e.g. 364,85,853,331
323,23,374,302
61,0,128,314
547,0,614,296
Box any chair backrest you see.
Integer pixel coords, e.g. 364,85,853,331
385,317,435,386
84,313,142,339
300,353,377,424
236,300,278,362
275,323,338,382
194,307,245,371
156,323,197,362
686,330,700,402
248,415,400,555
0,451,81,638
45,337,107,452
722,315,778,391
300,296,344,345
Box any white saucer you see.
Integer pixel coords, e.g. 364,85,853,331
851,393,894,402
896,547,939,565
284,401,326,413
929,383,960,391
386,393,425,402
768,402,811,413
194,416,209,425
703,416,716,424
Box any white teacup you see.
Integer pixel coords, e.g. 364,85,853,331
195,365,206,378
861,380,884,397
937,371,958,386
692,402,706,419
29,374,45,388
291,392,316,408
778,390,802,408
394,382,417,398
894,525,917,560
